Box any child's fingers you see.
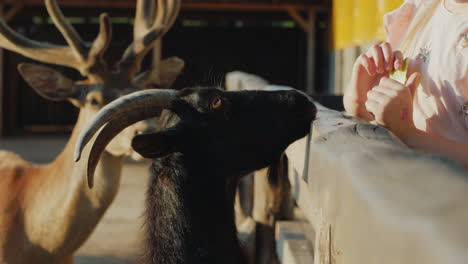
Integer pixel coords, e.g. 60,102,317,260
381,42,394,71
365,99,381,119
371,86,398,97
356,54,376,76
368,44,385,74
379,77,405,90
367,89,391,103
361,110,375,121
393,50,404,70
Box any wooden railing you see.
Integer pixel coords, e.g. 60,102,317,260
277,103,468,264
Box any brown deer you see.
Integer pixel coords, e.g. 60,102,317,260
0,1,182,263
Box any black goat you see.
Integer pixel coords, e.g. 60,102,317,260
74,87,316,264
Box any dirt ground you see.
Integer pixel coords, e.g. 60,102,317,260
0,136,150,264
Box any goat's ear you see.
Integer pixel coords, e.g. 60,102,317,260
132,130,181,159
18,63,78,101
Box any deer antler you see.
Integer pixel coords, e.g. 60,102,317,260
0,0,112,82
118,0,180,80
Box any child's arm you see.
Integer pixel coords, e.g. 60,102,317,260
365,75,468,170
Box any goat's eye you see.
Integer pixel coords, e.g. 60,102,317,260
211,97,223,109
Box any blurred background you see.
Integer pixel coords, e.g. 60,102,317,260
0,0,405,138
0,1,404,263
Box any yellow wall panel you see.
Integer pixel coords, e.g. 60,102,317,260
354,0,378,44
333,0,355,49
333,0,404,48
376,0,404,40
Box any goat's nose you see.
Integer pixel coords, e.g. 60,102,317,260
304,102,317,119
288,91,316,119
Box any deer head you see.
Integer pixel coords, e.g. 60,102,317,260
0,0,183,158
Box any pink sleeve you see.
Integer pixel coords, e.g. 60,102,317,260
384,0,422,49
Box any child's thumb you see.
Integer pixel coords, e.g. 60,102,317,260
405,72,421,96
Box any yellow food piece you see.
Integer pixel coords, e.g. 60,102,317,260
390,58,409,84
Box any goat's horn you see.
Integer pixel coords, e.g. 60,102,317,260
86,107,163,188
74,89,177,163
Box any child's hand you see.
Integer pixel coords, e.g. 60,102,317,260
365,72,421,139
344,42,405,120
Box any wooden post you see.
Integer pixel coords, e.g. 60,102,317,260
0,3,4,137
306,9,316,95
285,8,317,94
340,47,358,95
331,49,342,94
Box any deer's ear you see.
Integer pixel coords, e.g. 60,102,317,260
18,63,78,101
159,57,185,89
132,129,182,159
136,57,185,89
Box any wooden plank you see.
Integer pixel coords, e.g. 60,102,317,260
275,220,314,264
8,0,328,12
252,161,295,264
182,2,326,12
285,103,468,264
286,8,309,33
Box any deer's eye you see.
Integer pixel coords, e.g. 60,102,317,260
89,98,100,106
211,97,223,109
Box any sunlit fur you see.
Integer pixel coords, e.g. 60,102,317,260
0,103,126,264
0,66,182,264
0,0,183,261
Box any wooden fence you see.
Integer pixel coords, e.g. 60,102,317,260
277,103,468,264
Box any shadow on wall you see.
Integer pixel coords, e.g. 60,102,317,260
74,256,134,264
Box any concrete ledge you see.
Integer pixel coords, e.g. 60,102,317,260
285,104,468,264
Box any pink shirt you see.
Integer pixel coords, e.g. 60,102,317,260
384,0,468,144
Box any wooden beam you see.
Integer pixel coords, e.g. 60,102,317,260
306,9,316,94
285,8,318,94
5,1,25,22
7,0,327,12
181,3,324,12
275,220,315,264
286,8,309,33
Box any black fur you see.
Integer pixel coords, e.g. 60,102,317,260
135,87,316,264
